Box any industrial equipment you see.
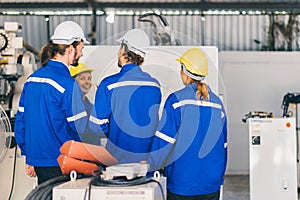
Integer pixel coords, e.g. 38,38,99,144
0,22,38,200
0,22,37,120
0,103,18,200
58,140,117,176
248,118,297,200
54,140,164,200
242,111,274,123
138,13,181,46
53,174,166,200
281,92,300,117
0,104,14,164
101,162,149,180
0,22,24,109
280,92,300,188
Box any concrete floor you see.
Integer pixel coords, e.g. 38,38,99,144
223,175,249,200
223,175,300,200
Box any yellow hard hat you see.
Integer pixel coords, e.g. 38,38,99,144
69,62,94,77
176,48,208,78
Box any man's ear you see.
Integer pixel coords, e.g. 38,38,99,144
67,45,75,54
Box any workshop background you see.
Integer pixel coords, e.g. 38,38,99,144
1,0,300,200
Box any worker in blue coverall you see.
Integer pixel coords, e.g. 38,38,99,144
149,48,228,200
69,62,103,145
89,29,162,163
14,21,89,185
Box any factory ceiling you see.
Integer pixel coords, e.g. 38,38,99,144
1,0,300,14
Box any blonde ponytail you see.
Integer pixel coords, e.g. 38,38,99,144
195,82,209,101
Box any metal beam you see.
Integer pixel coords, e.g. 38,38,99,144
0,2,300,13
93,2,298,11
84,0,98,45
0,3,87,9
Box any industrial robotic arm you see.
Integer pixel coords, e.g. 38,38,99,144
138,13,181,46
0,22,38,125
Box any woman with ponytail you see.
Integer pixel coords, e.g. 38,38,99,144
149,48,227,200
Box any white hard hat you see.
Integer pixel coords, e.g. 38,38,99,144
117,29,150,57
51,21,89,45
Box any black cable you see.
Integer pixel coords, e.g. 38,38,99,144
91,176,150,187
39,178,69,200
30,177,70,200
25,175,70,200
88,177,93,200
147,179,166,200
138,13,169,26
7,145,17,200
38,173,88,200
34,187,48,199
83,169,101,200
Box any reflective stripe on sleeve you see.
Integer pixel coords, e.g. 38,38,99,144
26,77,65,93
155,131,176,144
107,81,160,90
18,107,24,112
89,116,109,125
67,111,87,122
172,100,222,110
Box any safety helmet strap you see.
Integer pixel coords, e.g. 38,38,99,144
181,63,205,81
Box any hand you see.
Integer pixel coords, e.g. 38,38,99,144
25,164,36,177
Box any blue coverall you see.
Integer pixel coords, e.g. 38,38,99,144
14,60,88,167
150,83,227,196
89,63,162,163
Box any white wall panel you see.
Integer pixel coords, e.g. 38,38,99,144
219,51,300,174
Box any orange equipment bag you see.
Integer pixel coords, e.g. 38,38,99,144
57,140,118,176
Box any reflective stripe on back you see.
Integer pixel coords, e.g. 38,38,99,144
107,81,160,90
67,111,87,122
26,77,65,93
89,116,109,125
155,131,176,144
172,99,222,110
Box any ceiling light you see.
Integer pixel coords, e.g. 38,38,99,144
106,12,115,24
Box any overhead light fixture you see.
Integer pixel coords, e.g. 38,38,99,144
45,15,50,22
106,12,115,24
96,10,104,15
194,10,200,15
201,14,206,21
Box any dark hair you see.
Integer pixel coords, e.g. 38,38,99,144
39,41,81,66
119,43,144,66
